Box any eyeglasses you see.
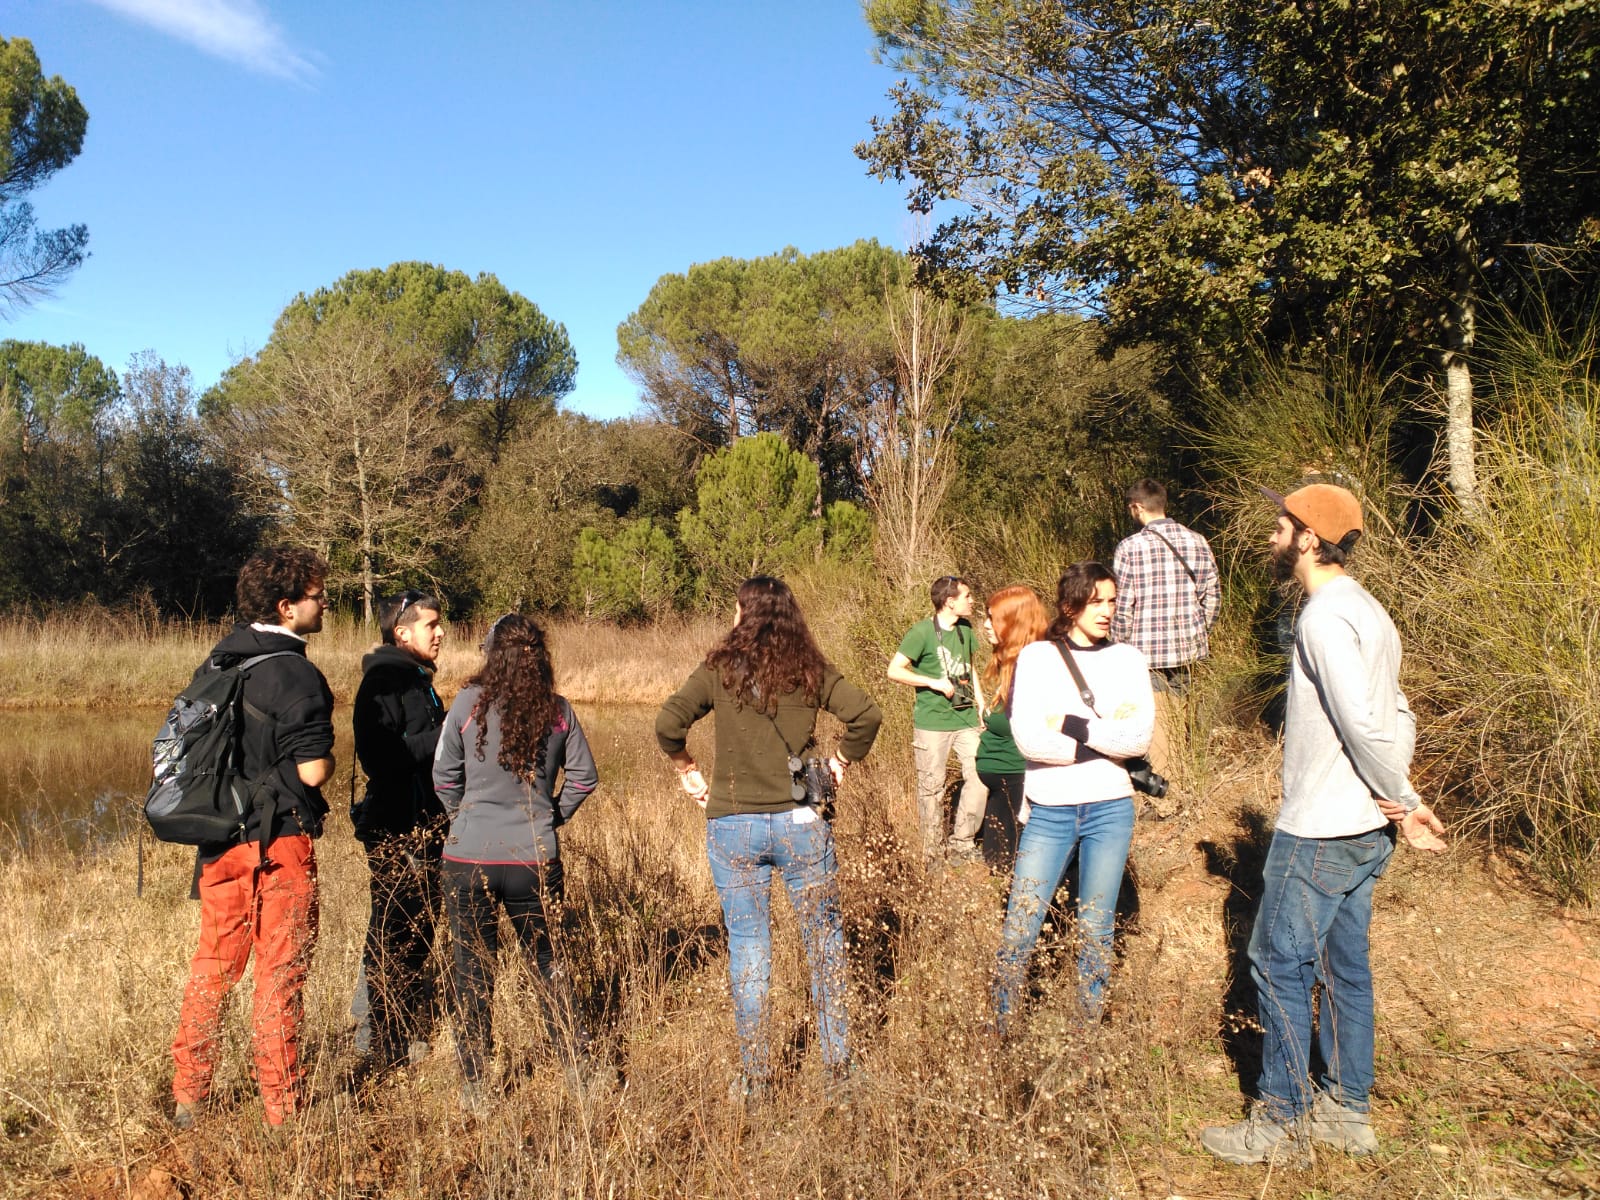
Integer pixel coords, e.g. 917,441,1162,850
300,590,329,606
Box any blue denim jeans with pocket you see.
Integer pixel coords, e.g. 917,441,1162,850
1248,825,1395,1121
705,809,849,1078
993,796,1135,1031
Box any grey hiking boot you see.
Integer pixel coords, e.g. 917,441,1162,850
1199,1105,1311,1166
1309,1091,1379,1155
171,1100,202,1131
945,840,982,867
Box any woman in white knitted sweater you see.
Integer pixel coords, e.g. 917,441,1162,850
994,562,1154,1031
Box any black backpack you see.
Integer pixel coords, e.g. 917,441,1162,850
145,651,296,847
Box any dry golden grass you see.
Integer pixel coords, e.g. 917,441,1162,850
2,694,1596,1199
0,610,725,711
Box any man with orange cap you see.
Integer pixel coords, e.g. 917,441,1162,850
1200,483,1446,1166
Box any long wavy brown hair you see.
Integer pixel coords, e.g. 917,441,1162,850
468,613,560,780
981,585,1048,713
704,576,829,711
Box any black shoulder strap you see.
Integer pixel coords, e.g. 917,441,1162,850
1144,523,1198,587
233,650,299,877
1052,639,1100,716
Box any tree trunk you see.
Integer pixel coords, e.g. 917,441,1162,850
1441,225,1483,518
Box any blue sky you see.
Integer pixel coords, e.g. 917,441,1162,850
4,1,918,419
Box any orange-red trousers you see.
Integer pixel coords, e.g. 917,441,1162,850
171,835,318,1126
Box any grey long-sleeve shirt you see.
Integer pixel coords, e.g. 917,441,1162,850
1280,575,1422,838
432,688,598,864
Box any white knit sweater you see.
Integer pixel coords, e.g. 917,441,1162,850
1011,639,1155,807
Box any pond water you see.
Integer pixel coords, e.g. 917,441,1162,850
0,704,661,855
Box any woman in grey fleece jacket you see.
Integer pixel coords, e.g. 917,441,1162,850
432,614,598,1111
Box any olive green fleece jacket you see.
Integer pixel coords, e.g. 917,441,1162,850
655,664,882,819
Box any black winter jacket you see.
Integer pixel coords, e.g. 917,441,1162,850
351,645,446,844
197,623,335,860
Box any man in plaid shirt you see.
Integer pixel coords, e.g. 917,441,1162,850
1110,479,1220,803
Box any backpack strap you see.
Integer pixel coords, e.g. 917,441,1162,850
232,651,300,879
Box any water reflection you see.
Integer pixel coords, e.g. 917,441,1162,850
0,704,656,853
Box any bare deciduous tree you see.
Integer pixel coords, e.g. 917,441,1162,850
865,284,971,591
225,316,468,621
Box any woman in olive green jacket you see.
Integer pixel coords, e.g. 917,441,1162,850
655,577,881,1099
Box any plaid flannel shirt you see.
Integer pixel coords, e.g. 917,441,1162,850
1109,519,1220,669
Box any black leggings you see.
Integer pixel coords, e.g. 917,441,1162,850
978,772,1026,870
442,858,585,1082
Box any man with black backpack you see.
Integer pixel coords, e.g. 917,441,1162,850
1111,479,1220,808
169,547,335,1131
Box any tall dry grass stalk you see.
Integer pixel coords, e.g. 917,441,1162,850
866,285,969,592
1404,310,1600,899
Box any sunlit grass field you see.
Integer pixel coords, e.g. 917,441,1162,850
1,612,1594,1198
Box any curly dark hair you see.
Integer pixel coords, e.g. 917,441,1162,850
467,613,560,780
235,546,328,624
705,576,830,712
1045,562,1117,642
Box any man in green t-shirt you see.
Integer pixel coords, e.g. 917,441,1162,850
887,575,987,864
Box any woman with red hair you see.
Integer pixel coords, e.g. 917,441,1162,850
976,585,1048,869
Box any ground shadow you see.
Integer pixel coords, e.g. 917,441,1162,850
1198,806,1275,1092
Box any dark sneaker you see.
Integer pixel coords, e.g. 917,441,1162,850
1199,1106,1311,1166
1309,1092,1379,1155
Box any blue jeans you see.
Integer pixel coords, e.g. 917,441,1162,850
705,810,849,1077
994,797,1135,1030
1249,826,1394,1121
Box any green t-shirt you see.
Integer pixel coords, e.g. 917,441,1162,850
897,616,980,731
976,706,1025,774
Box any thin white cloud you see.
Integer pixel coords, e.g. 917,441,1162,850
84,0,317,83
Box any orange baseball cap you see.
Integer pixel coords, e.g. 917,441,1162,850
1260,483,1364,546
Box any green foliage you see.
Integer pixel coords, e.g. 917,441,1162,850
678,433,823,597
859,0,1600,395
953,311,1168,552
265,261,577,462
0,343,253,615
822,500,874,564
590,418,698,525
0,338,118,440
0,36,89,310
467,412,609,613
105,354,258,615
618,241,908,498
0,340,118,607
570,518,686,620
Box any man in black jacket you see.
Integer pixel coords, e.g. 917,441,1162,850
171,547,335,1130
350,590,447,1070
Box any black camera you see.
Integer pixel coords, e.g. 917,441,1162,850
949,675,976,710
788,754,838,820
1125,756,1168,800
